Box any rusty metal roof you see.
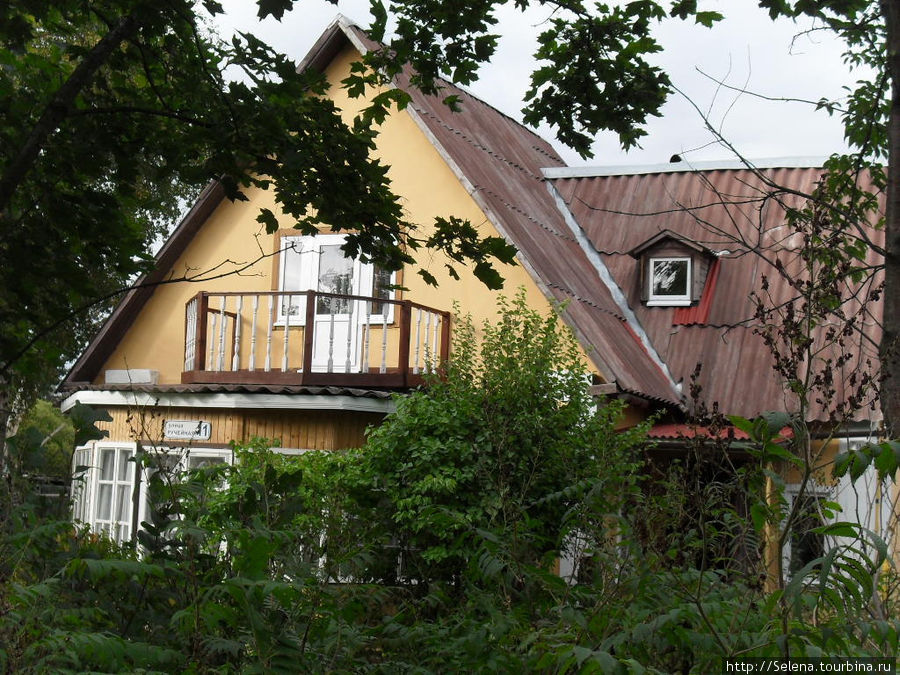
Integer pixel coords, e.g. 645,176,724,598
548,164,884,421
61,382,394,398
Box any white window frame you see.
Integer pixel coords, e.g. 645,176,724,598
278,234,396,325
647,256,692,306
782,483,832,580
71,442,232,544
71,441,137,544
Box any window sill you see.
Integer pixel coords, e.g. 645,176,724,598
646,298,692,307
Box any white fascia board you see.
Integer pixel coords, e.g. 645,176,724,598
60,390,396,414
542,157,828,180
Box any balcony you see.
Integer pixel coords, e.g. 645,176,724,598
182,291,451,389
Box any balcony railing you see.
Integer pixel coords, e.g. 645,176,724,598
182,291,451,388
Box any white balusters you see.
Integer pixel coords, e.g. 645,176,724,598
363,310,371,373
265,295,273,372
345,299,354,372
249,295,258,371
423,311,432,373
380,301,389,373
430,312,440,372
282,295,290,372
413,308,422,374
208,313,217,372
327,299,336,372
217,299,227,371
232,296,243,371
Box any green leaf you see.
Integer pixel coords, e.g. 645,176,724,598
729,415,755,435
814,521,860,538
695,11,723,27
256,0,293,20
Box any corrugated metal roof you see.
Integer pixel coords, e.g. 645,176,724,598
62,383,394,399
549,166,884,421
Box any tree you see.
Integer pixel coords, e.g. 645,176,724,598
0,0,517,462
358,292,645,587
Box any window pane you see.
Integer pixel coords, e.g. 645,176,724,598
370,266,392,315
652,260,689,297
116,484,131,522
281,240,307,291
97,484,112,520
117,449,133,481
188,455,226,469
281,239,308,317
100,448,115,479
317,244,352,314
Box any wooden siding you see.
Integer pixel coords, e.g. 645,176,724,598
95,406,384,450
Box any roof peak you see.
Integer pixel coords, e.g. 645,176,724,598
542,156,828,179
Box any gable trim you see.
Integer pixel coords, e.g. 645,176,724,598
542,157,828,179
297,15,370,73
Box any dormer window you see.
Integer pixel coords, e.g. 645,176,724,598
628,230,717,309
648,257,691,306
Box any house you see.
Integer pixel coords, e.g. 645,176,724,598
60,17,890,582
59,16,676,543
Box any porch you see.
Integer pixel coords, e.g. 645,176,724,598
182,290,451,389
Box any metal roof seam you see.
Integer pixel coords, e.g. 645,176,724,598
425,75,563,151
410,105,547,183
531,144,566,165
476,186,576,241
544,282,627,320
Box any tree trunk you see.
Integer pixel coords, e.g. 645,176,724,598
880,0,900,435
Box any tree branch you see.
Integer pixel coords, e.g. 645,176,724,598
0,10,143,213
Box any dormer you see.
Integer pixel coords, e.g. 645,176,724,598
628,230,717,307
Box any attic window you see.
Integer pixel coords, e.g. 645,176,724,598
648,257,691,306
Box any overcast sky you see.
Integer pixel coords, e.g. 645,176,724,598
213,0,861,168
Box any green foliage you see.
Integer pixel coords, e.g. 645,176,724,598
16,399,75,478
3,302,899,671
360,291,645,584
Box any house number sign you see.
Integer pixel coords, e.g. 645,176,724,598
164,420,212,441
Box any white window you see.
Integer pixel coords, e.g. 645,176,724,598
71,442,232,544
278,234,394,324
783,485,831,578
71,442,137,544
647,257,692,306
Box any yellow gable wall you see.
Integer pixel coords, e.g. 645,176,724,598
97,44,582,384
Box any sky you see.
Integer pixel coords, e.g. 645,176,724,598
212,0,862,168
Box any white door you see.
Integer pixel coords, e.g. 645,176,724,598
279,234,376,372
